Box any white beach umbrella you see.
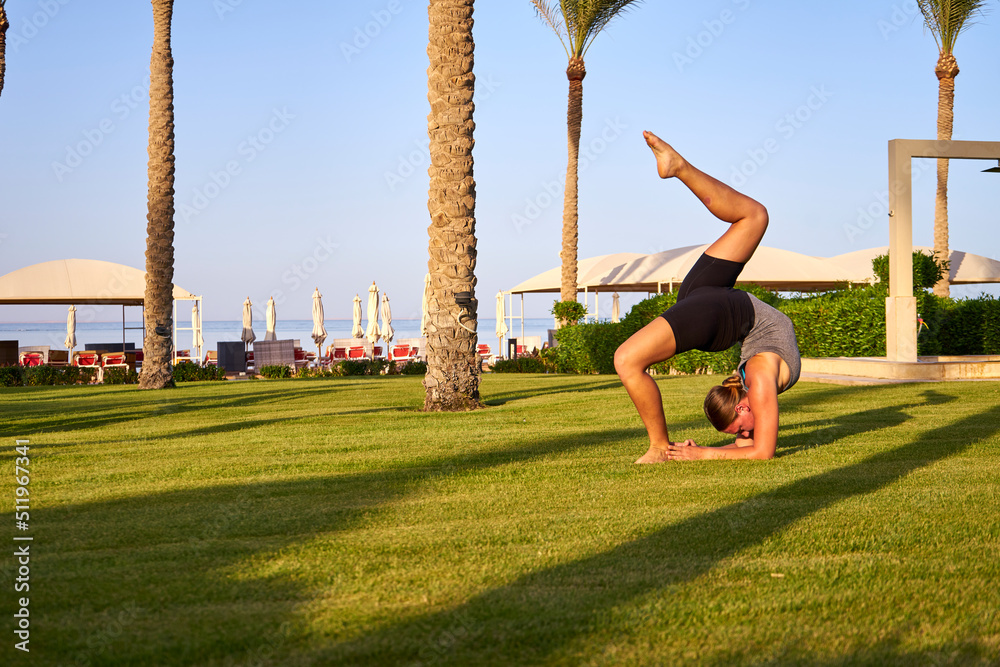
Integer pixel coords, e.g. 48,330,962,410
380,292,394,346
311,288,327,360
351,294,364,338
265,296,277,341
495,291,508,358
365,282,380,344
65,305,77,352
611,292,621,323
192,303,204,354
421,273,431,336
240,297,256,348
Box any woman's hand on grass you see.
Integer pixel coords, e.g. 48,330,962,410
667,439,704,461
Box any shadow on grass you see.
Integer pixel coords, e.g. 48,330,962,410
13,423,624,664
775,389,957,457
482,376,624,406
10,385,991,665
0,382,375,440
322,400,1000,665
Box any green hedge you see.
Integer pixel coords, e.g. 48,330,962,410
173,361,227,382
781,286,887,358
0,366,98,386
492,354,549,373
543,282,1000,375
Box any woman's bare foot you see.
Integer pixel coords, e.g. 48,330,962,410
635,445,670,464
643,130,687,179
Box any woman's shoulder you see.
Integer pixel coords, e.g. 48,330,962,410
745,352,788,391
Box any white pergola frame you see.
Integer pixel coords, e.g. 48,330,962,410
886,139,1000,362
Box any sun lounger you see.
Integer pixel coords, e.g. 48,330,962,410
74,351,103,382
19,351,45,367
48,350,69,368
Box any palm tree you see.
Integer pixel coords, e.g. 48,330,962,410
531,0,642,307
1,0,9,100
139,0,177,390
916,0,987,298
423,0,482,411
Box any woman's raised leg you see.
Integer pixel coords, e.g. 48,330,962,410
644,131,768,264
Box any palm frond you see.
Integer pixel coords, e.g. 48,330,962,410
916,0,988,53
532,0,569,56
552,0,643,58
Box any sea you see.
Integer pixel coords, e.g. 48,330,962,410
0,318,558,357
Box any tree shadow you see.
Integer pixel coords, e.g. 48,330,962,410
320,402,1000,665
14,423,625,664
775,389,957,457
482,377,625,406
0,382,372,440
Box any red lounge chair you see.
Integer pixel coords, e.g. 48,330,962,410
19,352,44,367
74,351,103,382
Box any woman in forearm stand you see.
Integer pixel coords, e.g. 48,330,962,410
614,131,801,463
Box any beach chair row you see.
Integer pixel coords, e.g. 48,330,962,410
323,338,426,365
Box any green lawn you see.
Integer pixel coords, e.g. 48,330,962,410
2,374,999,665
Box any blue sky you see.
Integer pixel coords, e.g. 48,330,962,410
1,0,998,323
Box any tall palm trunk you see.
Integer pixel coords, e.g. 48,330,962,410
560,57,586,305
0,1,9,100
932,52,958,298
423,0,481,411
139,0,177,390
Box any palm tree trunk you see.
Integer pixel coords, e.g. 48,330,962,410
932,52,958,298
139,0,177,390
0,2,9,100
424,0,481,411
560,57,586,305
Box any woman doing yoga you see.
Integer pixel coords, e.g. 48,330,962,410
614,131,801,463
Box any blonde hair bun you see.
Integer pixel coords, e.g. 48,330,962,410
721,374,743,389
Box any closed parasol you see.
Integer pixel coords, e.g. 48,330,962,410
241,297,256,349
495,291,508,358
264,296,277,341
351,294,363,338
380,292,394,346
311,288,327,362
611,292,620,323
365,282,380,344
192,303,204,355
65,305,77,353
421,273,431,336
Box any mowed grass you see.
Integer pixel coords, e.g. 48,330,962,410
1,374,999,666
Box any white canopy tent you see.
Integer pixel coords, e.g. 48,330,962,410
506,245,1000,333
504,252,646,337
591,245,866,293
829,246,1000,286
0,259,203,363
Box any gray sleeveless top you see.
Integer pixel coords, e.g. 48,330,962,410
738,295,801,394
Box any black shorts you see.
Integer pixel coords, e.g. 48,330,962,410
660,253,755,353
